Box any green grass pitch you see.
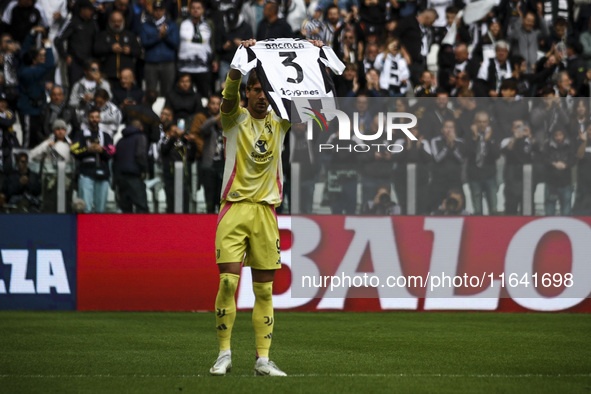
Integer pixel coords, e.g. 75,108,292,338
1,311,590,393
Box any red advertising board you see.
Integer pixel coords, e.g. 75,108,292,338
77,215,591,312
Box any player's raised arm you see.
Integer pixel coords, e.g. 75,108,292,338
221,39,257,114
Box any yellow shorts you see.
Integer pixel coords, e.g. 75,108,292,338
215,201,282,270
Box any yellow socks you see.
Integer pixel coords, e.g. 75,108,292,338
252,281,274,358
214,273,239,351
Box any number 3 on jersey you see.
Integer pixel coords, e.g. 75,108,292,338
279,51,303,84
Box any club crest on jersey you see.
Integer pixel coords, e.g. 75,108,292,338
255,139,268,153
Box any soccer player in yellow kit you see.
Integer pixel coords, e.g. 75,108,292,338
210,39,324,377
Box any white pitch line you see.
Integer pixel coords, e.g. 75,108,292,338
0,373,590,379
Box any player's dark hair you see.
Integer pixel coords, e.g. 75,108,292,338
246,71,260,89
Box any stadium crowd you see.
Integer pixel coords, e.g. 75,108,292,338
0,0,589,215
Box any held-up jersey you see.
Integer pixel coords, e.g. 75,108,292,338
230,38,345,121
220,98,291,206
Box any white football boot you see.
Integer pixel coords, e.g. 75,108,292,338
254,358,287,376
209,350,232,376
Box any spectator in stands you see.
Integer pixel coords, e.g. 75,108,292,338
54,0,98,87
414,70,437,97
357,112,393,205
454,89,481,138
160,121,196,213
432,188,470,215
218,6,253,89
464,111,500,215
490,79,529,140
394,9,438,85
140,0,179,97
542,17,569,52
364,68,387,97
6,152,42,212
325,120,358,215
97,0,141,35
93,89,122,139
113,119,148,213
573,123,591,214
553,70,575,113
323,4,342,48
290,122,318,214
17,37,54,148
497,0,537,36
476,40,512,97
362,185,401,215
337,26,363,64
189,92,220,163
450,71,473,97
121,89,161,147
433,6,469,46
420,91,454,140
0,33,20,109
94,10,142,86
508,9,548,74
2,0,48,44
438,43,479,96
165,73,203,124
30,118,72,164
510,55,536,97
28,119,73,212
500,119,534,215
69,60,112,123
71,107,116,213
358,0,387,37
41,85,79,138
536,47,566,84
530,85,569,144
195,94,224,213
471,19,503,63
429,119,465,212
0,93,18,174
392,124,431,214
544,127,575,215
362,42,379,73
178,1,216,99
112,68,144,108
334,61,357,97
256,1,293,40
242,0,266,37
570,99,591,140
374,38,410,97
302,7,326,41
565,42,586,94
580,18,591,70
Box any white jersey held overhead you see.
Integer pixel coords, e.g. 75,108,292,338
230,38,346,121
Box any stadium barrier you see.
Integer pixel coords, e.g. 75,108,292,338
1,214,590,312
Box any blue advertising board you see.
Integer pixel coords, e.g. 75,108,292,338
0,215,77,310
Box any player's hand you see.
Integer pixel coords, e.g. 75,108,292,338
241,39,256,48
309,40,324,48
